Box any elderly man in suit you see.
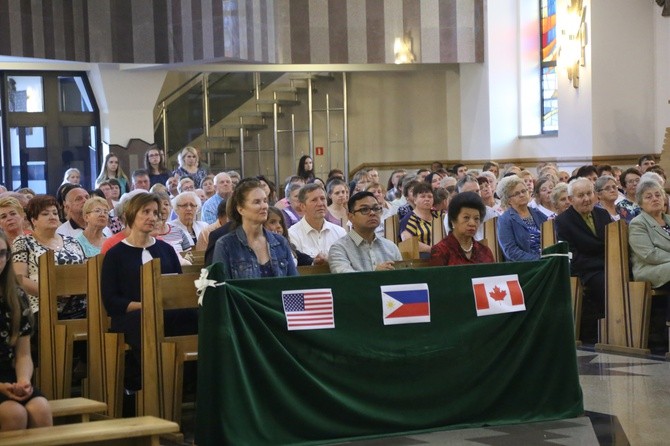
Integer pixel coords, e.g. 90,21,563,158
555,177,613,344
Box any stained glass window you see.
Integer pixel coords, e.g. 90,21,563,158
540,0,558,132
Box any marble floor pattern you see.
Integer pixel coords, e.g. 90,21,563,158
169,348,670,445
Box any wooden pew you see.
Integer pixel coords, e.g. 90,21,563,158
393,258,432,269
482,216,502,263
297,263,332,275
139,259,199,429
398,237,420,260
0,416,179,446
596,219,656,355
86,254,126,419
541,219,556,247
49,397,107,424
384,214,399,243
37,251,88,400
540,219,583,344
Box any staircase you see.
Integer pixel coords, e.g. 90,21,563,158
155,72,348,188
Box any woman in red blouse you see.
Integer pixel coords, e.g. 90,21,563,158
430,192,494,266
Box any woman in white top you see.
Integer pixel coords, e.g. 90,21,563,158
170,191,207,248
529,176,557,218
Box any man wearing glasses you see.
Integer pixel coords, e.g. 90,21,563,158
328,191,402,273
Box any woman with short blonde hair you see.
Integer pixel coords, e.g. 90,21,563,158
0,197,29,245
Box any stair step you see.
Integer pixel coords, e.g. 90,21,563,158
273,86,298,93
289,73,334,81
239,111,274,118
221,123,268,131
256,99,300,106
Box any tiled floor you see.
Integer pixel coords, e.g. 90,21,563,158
170,348,669,445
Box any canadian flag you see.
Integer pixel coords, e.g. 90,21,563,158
471,274,526,317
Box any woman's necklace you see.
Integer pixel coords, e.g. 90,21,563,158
459,240,474,253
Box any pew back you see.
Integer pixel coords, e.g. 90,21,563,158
140,259,199,427
37,251,88,400
86,254,125,418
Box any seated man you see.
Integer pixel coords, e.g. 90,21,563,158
288,183,346,265
328,192,402,273
555,178,611,344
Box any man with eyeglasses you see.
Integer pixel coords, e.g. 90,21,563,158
328,192,402,273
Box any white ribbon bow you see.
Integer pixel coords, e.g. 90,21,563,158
194,268,225,306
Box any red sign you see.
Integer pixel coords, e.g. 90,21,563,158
315,146,324,156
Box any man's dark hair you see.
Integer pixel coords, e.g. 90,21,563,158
576,165,597,178
132,169,150,180
347,191,376,213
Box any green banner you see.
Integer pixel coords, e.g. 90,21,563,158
196,244,583,445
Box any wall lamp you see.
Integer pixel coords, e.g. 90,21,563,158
561,0,587,88
394,34,415,64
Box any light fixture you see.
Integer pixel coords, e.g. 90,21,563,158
560,0,587,88
394,34,415,64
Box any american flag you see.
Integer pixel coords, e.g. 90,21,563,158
282,288,335,330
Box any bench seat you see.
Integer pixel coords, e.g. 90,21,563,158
0,416,178,446
49,397,107,423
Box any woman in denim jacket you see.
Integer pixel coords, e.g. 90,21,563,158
212,179,298,279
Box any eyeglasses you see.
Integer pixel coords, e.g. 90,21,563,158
177,203,198,208
87,208,109,215
509,189,529,199
148,153,161,158
352,206,383,215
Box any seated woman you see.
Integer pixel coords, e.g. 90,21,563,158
76,196,110,257
496,175,547,261
265,206,313,266
12,195,86,318
594,175,620,221
0,197,30,245
629,180,670,289
0,231,52,431
528,176,558,218
628,180,670,344
400,182,444,255
213,179,298,279
101,192,197,391
326,178,350,227
154,192,191,255
430,192,494,266
615,167,642,223
170,191,207,248
550,183,571,216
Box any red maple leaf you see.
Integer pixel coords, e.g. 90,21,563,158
489,285,507,302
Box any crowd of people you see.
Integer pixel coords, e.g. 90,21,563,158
0,146,669,431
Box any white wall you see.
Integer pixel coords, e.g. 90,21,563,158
347,70,456,167
654,9,670,152
87,65,167,150
458,0,595,162
591,0,655,156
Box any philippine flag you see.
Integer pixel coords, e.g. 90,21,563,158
471,274,526,317
381,283,430,325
